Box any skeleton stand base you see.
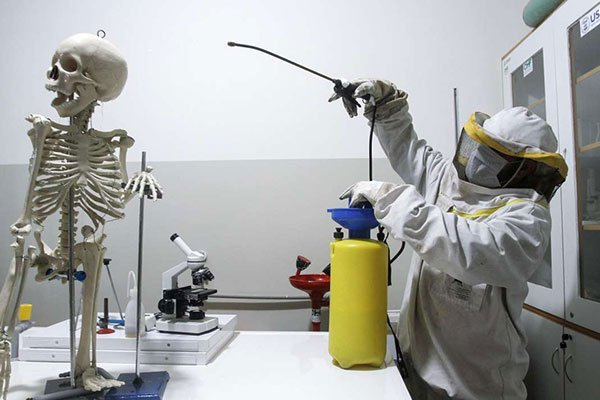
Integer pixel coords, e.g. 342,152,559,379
104,372,169,400
40,378,102,400
29,368,117,400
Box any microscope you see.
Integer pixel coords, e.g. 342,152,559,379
155,233,218,335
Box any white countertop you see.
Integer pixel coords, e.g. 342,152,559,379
8,331,411,400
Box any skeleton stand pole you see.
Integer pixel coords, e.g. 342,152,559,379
134,152,146,382
104,151,169,400
67,121,77,389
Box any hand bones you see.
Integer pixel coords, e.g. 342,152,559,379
125,166,164,201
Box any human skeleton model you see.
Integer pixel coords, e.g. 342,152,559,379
0,33,162,397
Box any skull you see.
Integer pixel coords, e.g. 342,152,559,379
46,33,128,118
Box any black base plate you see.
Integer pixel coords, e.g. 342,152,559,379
104,372,170,400
43,378,106,399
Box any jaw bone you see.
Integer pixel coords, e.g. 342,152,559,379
47,83,98,118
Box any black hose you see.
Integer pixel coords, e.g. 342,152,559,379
361,86,410,380
387,314,409,378
390,241,406,264
369,105,377,181
369,102,406,269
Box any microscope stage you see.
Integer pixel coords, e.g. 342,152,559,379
155,316,218,335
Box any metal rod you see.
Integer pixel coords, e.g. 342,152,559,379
227,42,337,83
67,109,76,388
104,263,124,320
211,294,315,301
67,186,76,388
453,88,460,150
134,152,146,381
103,298,109,328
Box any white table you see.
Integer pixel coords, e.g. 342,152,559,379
8,331,411,400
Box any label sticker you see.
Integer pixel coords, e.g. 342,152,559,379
523,57,533,77
580,5,600,37
430,272,487,312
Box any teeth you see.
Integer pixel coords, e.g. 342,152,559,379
45,84,71,97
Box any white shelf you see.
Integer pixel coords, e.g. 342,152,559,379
576,64,600,84
574,68,600,123
19,314,237,365
580,141,600,153
582,222,600,231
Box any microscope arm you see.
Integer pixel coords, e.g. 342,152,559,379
162,261,189,291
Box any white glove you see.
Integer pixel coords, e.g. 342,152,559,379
328,79,399,118
339,181,399,207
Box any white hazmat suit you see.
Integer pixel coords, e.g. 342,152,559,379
333,81,567,399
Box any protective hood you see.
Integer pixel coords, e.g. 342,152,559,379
454,107,568,200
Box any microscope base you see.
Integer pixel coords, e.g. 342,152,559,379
155,316,218,335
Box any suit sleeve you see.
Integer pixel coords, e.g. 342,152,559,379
370,92,446,197
373,184,551,288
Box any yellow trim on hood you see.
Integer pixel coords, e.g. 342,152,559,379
464,113,568,178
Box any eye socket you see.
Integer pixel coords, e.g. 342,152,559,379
60,55,79,72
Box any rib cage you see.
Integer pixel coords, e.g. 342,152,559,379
30,130,125,240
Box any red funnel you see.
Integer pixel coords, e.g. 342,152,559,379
289,274,330,331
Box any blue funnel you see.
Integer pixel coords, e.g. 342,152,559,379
327,207,379,239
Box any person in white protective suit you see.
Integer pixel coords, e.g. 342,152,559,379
329,79,568,400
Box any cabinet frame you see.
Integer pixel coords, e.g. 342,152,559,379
554,0,600,333
502,22,565,319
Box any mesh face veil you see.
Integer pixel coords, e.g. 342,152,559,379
453,112,567,201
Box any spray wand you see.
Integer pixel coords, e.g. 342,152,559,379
227,42,366,109
228,41,378,181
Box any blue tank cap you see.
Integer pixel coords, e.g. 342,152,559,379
327,207,379,239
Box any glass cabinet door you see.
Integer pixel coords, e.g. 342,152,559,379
511,49,552,290
556,0,600,333
569,10,600,304
512,50,547,122
502,22,564,318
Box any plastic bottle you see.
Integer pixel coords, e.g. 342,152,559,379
125,271,145,338
326,208,388,369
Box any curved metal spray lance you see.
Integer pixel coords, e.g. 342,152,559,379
227,42,363,110
227,41,377,180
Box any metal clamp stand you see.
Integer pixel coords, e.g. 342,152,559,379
105,152,169,400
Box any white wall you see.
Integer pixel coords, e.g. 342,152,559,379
0,1,531,329
0,0,530,164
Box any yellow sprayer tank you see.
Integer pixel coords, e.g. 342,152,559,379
328,235,388,368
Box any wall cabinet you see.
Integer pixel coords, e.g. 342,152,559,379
521,309,564,400
563,328,600,399
521,309,600,400
503,0,600,398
